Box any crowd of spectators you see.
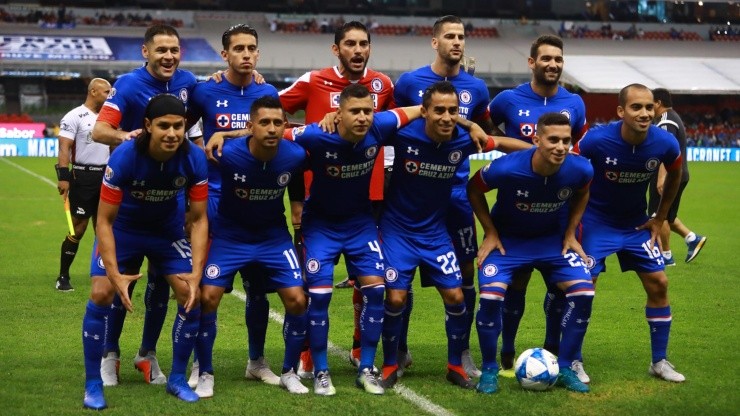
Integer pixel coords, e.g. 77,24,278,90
559,21,701,41
709,25,740,41
0,6,184,28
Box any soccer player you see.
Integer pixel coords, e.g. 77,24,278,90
55,78,111,292
488,34,589,381
467,112,594,394
82,94,208,409
91,24,200,386
188,23,281,391
647,88,707,265
195,96,309,397
379,81,522,390
392,14,495,379
574,83,686,383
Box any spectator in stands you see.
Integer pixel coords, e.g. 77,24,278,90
625,23,637,39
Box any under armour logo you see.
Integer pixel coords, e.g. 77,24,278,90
518,109,530,116
516,190,529,197
233,173,246,182
133,180,145,186
293,271,301,279
606,157,618,165
216,100,228,107
325,151,338,159
417,90,423,98
323,80,333,86
375,262,384,270
407,146,419,155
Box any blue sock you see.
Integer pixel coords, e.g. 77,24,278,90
83,300,112,382
543,284,566,355
104,293,126,355
444,302,467,366
476,288,505,371
381,301,404,367
171,305,200,378
246,288,269,361
359,284,385,372
646,306,672,363
557,282,594,368
282,310,307,373
398,288,413,352
141,270,169,352
196,311,217,375
307,288,332,373
501,288,525,355
461,282,476,351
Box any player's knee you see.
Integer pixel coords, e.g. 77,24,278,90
440,288,464,305
200,286,223,312
385,292,406,310
90,279,115,306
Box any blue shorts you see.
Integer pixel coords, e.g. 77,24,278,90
89,228,191,277
447,187,478,264
203,229,303,292
381,227,462,291
303,214,384,287
581,215,666,276
478,234,591,288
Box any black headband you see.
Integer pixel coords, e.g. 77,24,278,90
145,93,186,121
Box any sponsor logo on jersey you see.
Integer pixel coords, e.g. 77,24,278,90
519,123,535,137
216,100,228,108
104,166,114,180
557,187,573,200
404,159,420,174
384,267,398,282
459,89,472,105
205,264,220,279
518,109,530,116
306,258,320,274
516,202,530,211
277,172,291,186
482,264,498,277
235,188,249,199
330,92,341,108
370,78,383,92
216,114,230,128
131,190,145,199
645,158,660,171
173,176,187,188
326,165,341,177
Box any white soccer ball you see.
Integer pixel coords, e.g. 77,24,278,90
514,348,559,391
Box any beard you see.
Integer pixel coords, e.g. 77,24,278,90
533,67,562,86
338,54,366,77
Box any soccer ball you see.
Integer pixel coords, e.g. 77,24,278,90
514,348,559,391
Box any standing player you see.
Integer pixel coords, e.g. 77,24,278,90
55,78,111,292
574,84,685,383
647,88,707,265
82,94,208,409
392,15,495,378
467,113,594,394
194,96,309,397
91,24,199,386
188,23,281,390
488,34,589,380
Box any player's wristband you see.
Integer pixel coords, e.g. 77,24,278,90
292,223,301,231
55,164,71,181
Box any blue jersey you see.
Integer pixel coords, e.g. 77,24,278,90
100,140,208,233
576,121,681,228
394,65,490,187
383,118,479,237
190,79,279,194
287,111,404,218
472,147,593,238
213,136,306,239
99,66,197,132
489,83,587,143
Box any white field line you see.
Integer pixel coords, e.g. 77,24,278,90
1,157,58,187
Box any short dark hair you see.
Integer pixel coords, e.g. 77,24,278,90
136,93,187,154
652,88,673,107
433,15,464,37
618,83,651,107
249,95,284,121
339,84,371,106
536,112,571,134
222,24,259,50
335,21,370,45
421,81,458,109
530,34,563,59
144,24,180,44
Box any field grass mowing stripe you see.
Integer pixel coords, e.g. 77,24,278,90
1,157,57,187
229,289,456,416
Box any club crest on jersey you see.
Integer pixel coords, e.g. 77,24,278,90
519,123,535,137
458,90,472,105
370,78,383,92
104,166,114,180
173,176,187,188
216,114,230,128
277,172,291,186
293,126,306,136
645,158,660,171
560,109,572,120
448,150,462,164
306,258,321,274
384,267,398,282
97,256,105,270
404,159,420,174
178,88,188,103
326,165,340,177
205,264,220,279
330,92,341,108
234,188,249,199
107,88,116,99
585,255,596,270
482,264,498,277
365,145,378,159
557,187,573,200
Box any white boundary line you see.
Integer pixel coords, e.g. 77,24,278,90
3,156,456,416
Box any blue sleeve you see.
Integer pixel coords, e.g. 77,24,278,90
190,145,209,183
105,145,132,188
480,158,506,189
291,124,322,151
372,111,401,141
393,73,412,107
488,90,509,125
471,81,491,120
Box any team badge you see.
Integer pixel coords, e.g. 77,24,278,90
179,88,188,103
216,113,230,128
459,90,472,105
482,264,498,277
365,145,378,159
585,256,596,270
448,150,462,164
370,78,383,92
131,190,145,199
104,166,114,180
306,258,320,274
293,126,306,136
277,172,291,186
107,88,116,99
645,158,660,171
384,267,398,282
560,109,572,120
173,176,187,188
557,187,573,201
60,121,70,131
235,188,249,199
205,264,220,279
85,131,93,143
97,256,105,270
